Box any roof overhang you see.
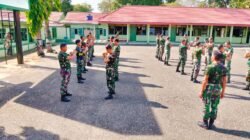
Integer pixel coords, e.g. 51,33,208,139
0,0,29,11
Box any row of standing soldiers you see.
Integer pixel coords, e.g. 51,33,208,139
154,34,242,130
57,33,96,102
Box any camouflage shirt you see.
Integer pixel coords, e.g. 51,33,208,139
179,45,188,59
113,45,121,58
165,41,171,51
160,38,166,46
193,47,203,62
58,51,71,71
75,46,84,61
106,53,116,68
205,63,227,84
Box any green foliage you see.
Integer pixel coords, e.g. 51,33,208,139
162,1,182,7
62,0,73,15
25,0,61,38
98,0,118,12
230,0,250,8
73,3,93,12
208,0,230,7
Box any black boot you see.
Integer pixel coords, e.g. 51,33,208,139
61,95,70,102
191,77,194,81
65,92,72,96
105,94,113,100
243,85,250,90
198,119,208,129
181,70,187,75
87,62,92,66
193,79,200,83
80,77,86,80
176,67,180,72
208,118,215,129
77,77,84,84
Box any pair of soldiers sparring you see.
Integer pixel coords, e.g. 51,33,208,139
155,35,173,65
103,38,121,100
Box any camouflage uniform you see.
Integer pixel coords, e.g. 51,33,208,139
191,47,203,81
203,63,227,120
205,43,214,65
158,38,166,60
246,59,250,87
75,46,84,78
106,53,116,94
177,44,188,72
225,47,234,82
156,38,160,58
81,42,87,71
113,45,121,81
164,41,171,64
58,51,71,95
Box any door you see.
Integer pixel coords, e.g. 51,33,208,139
95,28,100,40
130,25,136,41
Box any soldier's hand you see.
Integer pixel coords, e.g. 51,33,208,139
220,93,224,99
199,92,203,99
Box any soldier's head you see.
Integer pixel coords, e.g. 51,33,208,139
196,42,201,47
82,42,86,48
75,39,81,47
110,36,115,42
213,50,224,62
195,36,200,41
106,44,113,53
166,36,170,40
217,44,225,52
181,39,186,45
184,34,188,38
60,43,67,52
209,37,213,43
225,41,231,48
114,38,119,46
80,36,85,41
87,35,91,39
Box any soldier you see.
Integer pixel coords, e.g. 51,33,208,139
156,34,161,59
176,39,188,75
191,42,205,83
158,35,166,61
103,44,116,100
191,36,200,64
58,43,74,102
243,51,250,91
109,36,115,46
224,41,234,83
113,38,121,81
218,44,226,65
75,40,85,84
81,36,88,73
86,35,93,66
198,50,227,129
205,37,214,66
183,34,189,46
164,36,172,66
89,32,96,58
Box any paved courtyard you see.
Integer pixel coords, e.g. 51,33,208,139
0,45,249,140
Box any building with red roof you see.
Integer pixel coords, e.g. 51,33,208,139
99,6,250,44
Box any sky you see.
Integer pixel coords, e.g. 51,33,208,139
71,0,101,12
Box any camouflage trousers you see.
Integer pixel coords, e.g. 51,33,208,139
156,45,160,58
106,67,115,93
60,69,71,95
114,58,119,80
88,47,94,62
164,49,171,64
177,57,187,71
191,60,201,80
76,60,83,77
205,54,212,66
203,84,221,120
226,60,232,81
158,45,165,60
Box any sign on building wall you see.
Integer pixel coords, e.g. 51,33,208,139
0,0,29,11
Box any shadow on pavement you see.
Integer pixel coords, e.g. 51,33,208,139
0,126,61,140
225,93,250,101
14,56,163,135
212,127,250,139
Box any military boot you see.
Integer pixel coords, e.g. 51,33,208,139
61,95,70,102
181,70,187,75
243,85,250,90
208,118,215,129
65,92,72,96
77,77,84,84
105,94,113,100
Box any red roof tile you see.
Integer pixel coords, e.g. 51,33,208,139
99,6,250,26
61,12,107,24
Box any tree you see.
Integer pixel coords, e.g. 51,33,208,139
162,1,182,7
230,0,250,8
208,0,230,7
73,3,93,12
62,0,73,15
98,0,118,12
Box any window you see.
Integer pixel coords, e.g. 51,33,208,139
136,26,147,35
176,26,187,36
0,29,6,40
74,29,78,34
109,26,127,35
215,26,230,37
233,27,245,37
52,28,57,39
99,29,103,35
150,27,168,35
193,26,208,36
21,28,28,41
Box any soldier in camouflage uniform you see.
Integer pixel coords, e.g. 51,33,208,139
103,44,116,100
158,35,166,61
205,37,214,66
58,44,73,102
218,44,226,65
191,42,205,83
113,39,121,81
156,34,161,59
86,35,93,66
75,40,85,84
81,36,88,73
199,50,227,129
176,39,188,75
224,41,234,83
243,51,250,91
164,36,172,66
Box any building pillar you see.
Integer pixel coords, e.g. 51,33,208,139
127,24,130,43
190,25,193,41
168,24,171,37
230,26,234,42
146,24,150,44
210,25,213,37
107,25,109,40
